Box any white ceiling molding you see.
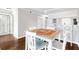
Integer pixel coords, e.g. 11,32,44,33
19,8,79,16
30,8,55,14
47,8,79,14
21,8,42,16
28,8,79,15
0,8,12,14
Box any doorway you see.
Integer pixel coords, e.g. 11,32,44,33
0,14,13,36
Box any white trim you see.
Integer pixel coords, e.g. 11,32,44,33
0,8,12,15
13,34,18,39
18,35,25,39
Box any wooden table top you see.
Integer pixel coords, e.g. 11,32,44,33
30,28,59,37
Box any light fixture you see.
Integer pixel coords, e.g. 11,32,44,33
29,10,32,14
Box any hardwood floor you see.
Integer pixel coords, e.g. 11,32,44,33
66,42,79,50
0,34,79,50
0,34,25,50
17,37,25,50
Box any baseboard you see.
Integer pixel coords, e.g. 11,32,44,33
18,36,25,39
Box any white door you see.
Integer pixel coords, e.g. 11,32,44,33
0,14,11,35
0,15,3,35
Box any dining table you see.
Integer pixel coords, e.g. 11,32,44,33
29,28,60,50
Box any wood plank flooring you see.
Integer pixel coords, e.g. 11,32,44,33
17,37,25,50
0,34,25,50
0,34,79,50
66,42,79,50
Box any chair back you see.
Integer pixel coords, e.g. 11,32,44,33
26,31,36,50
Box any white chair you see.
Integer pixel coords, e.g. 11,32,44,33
26,31,47,50
50,28,67,50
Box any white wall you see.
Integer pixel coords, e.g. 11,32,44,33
18,8,39,38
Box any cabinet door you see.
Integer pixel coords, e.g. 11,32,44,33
73,26,79,43
61,18,72,42
63,26,72,42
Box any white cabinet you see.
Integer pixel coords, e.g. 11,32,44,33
61,18,79,45
73,26,79,43
53,18,73,42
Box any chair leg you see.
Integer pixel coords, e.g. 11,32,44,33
44,45,47,50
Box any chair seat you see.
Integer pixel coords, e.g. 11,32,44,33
36,38,47,49
52,40,63,49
